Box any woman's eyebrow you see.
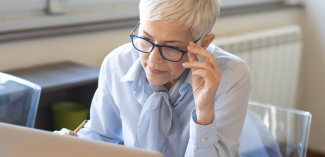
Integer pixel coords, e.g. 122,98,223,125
164,40,185,44
143,31,154,39
143,30,186,45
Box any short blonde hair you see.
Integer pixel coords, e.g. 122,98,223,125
139,0,220,43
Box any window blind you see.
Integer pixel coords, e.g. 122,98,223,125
0,0,140,33
221,0,281,8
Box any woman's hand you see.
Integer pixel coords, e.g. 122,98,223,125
53,128,79,137
182,42,222,125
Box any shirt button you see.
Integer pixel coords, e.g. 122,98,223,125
201,138,206,142
177,100,181,104
192,135,195,139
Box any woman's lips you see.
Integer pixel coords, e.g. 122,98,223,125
148,66,166,74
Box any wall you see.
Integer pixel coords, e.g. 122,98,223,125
300,0,325,153
0,8,303,71
0,27,133,71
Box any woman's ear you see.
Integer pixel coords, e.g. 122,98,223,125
200,34,216,49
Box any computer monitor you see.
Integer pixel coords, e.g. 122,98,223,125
0,122,163,157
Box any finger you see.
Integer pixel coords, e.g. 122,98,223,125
192,69,220,89
60,128,76,136
188,42,220,72
182,61,218,79
72,132,78,137
187,48,198,62
68,131,79,137
188,42,214,61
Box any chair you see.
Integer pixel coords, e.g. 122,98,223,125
0,72,41,128
240,101,312,157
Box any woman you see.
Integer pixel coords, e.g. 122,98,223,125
54,0,252,156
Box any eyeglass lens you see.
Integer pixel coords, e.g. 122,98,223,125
132,36,183,61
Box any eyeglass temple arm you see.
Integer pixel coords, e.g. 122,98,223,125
131,22,141,35
194,37,201,43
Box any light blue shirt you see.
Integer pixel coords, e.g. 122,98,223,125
78,43,252,157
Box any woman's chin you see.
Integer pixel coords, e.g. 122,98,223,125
147,76,167,86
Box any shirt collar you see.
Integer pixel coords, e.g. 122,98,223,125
120,58,143,82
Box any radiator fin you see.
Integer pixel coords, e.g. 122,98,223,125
212,25,302,109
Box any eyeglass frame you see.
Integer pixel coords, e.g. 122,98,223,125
130,22,201,62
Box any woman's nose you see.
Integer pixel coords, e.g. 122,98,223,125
148,47,164,63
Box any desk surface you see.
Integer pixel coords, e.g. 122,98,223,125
5,61,100,92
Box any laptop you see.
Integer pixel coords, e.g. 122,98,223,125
0,122,163,157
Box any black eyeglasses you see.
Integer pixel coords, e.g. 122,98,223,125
130,22,201,62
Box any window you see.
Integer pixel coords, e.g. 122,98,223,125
0,0,140,33
0,0,283,33
221,0,281,8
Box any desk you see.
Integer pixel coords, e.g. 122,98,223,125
5,61,100,131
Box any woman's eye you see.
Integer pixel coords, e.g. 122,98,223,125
170,46,186,51
174,47,182,50
143,37,154,42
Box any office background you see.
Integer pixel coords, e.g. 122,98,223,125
0,0,324,155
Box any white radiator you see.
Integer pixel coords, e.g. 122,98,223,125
212,25,302,109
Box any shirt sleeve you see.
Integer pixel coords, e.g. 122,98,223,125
77,56,123,144
185,63,252,157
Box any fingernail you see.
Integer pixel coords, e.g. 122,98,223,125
182,62,188,66
189,42,195,46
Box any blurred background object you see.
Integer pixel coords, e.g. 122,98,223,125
0,72,41,128
241,101,312,157
283,0,303,5
213,25,302,109
4,61,99,131
51,101,88,131
0,0,324,156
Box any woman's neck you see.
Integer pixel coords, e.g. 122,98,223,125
164,78,180,91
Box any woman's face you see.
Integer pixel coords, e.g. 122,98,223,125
138,20,194,88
